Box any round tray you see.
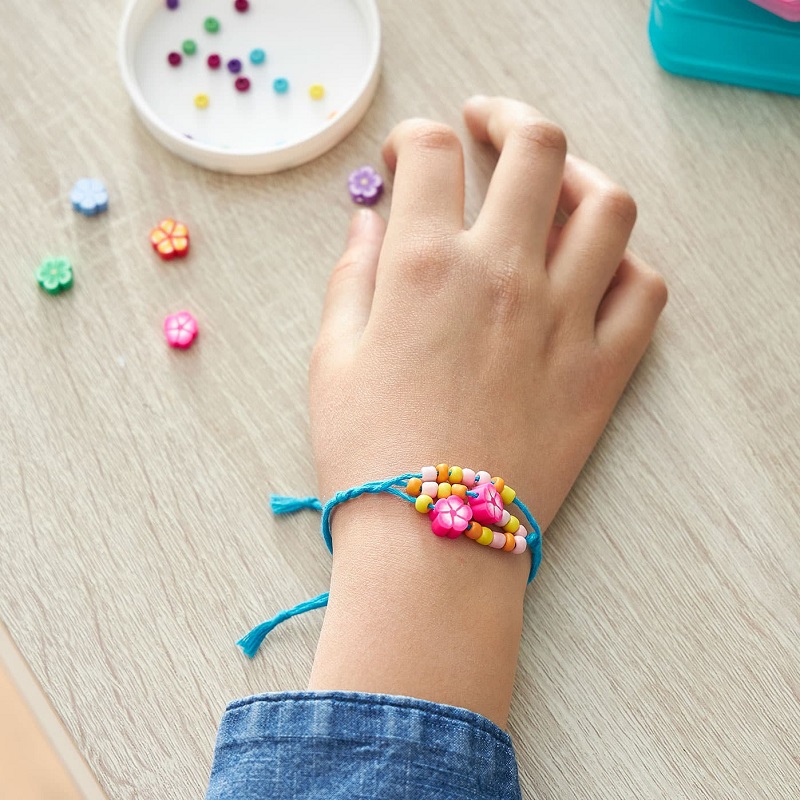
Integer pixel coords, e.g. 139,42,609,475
119,0,381,174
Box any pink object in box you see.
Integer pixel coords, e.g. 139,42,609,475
748,0,800,21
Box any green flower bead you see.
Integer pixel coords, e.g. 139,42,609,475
36,258,73,294
182,39,197,55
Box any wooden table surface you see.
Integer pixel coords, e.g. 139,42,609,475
1,1,798,798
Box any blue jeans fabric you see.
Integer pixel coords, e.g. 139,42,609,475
206,691,522,799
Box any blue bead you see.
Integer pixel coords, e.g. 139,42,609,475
250,48,266,65
273,77,289,94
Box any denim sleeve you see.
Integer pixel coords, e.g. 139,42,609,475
205,691,522,800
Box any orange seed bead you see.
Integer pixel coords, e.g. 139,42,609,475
436,463,450,482
406,478,422,497
503,532,516,551
465,521,483,539
492,477,505,493
451,483,467,499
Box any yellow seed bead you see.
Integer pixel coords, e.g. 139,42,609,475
449,466,463,483
503,515,520,534
436,463,450,482
437,482,452,498
415,494,433,513
492,477,505,493
194,93,209,109
503,532,516,552
451,483,467,499
476,526,494,546
465,521,483,540
406,478,422,497
309,84,325,100
500,485,516,505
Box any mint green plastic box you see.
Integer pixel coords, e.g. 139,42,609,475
649,0,800,96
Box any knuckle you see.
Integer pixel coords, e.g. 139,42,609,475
486,262,528,318
598,186,638,228
512,119,567,155
398,120,461,153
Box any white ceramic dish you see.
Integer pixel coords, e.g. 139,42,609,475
119,0,381,173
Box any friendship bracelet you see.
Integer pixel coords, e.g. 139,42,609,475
238,463,543,658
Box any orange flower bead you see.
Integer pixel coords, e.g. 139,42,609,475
406,478,422,497
465,521,483,540
451,483,467,499
492,477,505,493
436,463,450,482
503,532,516,552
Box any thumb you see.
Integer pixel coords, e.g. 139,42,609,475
318,209,387,354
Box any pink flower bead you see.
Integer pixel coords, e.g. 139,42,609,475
429,495,473,539
467,482,504,526
490,532,506,549
164,311,198,349
474,471,491,486
512,535,527,554
421,466,437,482
421,481,439,499
461,468,476,488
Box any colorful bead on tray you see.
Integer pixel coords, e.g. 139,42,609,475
168,51,182,66
309,84,325,100
235,77,251,92
70,178,108,216
164,311,198,349
227,58,242,74
234,0,249,11
166,0,179,9
207,53,221,69
348,166,383,206
150,218,190,260
182,39,197,55
194,93,209,109
36,258,73,294
204,17,220,33
273,78,289,94
250,48,266,64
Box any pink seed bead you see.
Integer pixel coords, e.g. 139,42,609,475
421,466,437,482
499,509,511,527
421,481,438,499
490,532,506,549
461,468,476,488
512,535,527,555
517,525,527,538
235,76,251,92
474,471,491,486
207,53,222,69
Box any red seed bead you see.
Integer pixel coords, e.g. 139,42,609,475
465,522,483,540
207,53,221,69
167,51,182,66
234,0,249,10
235,76,251,92
406,478,422,497
436,463,449,482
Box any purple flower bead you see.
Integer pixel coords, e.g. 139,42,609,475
348,166,384,205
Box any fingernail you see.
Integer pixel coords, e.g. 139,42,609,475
347,209,372,244
466,94,488,107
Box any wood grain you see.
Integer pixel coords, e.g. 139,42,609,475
1,0,798,797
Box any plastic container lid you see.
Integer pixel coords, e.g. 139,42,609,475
119,0,381,174
748,0,800,22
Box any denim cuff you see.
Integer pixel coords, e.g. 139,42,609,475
206,690,522,800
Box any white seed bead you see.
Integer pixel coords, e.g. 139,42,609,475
421,466,438,482
474,471,491,485
421,481,439,499
461,468,476,488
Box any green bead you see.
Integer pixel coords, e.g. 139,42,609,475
36,258,73,295
182,39,197,55
204,16,220,33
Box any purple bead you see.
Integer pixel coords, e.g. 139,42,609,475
348,165,384,206
166,0,179,8
227,58,242,74
167,51,182,67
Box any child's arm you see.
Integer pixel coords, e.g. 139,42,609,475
307,95,667,726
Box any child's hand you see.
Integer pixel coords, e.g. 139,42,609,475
310,96,666,531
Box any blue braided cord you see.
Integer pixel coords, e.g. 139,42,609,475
320,472,420,553
237,592,329,658
513,496,543,583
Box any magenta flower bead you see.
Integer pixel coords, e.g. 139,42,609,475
429,495,473,539
468,482,504,526
164,310,198,349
